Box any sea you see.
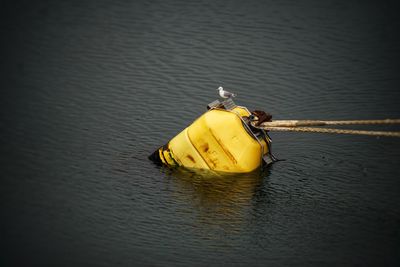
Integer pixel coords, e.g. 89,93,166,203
1,0,400,266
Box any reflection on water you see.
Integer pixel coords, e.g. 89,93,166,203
164,167,268,229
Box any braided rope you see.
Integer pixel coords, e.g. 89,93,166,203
323,119,400,125
262,126,400,137
260,119,400,127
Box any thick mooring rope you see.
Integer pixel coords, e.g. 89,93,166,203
262,126,400,137
252,119,400,137
259,119,400,127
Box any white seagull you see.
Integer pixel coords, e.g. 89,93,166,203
217,86,236,98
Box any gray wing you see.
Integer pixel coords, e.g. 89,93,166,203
223,90,236,97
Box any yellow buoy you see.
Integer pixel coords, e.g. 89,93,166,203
149,100,274,173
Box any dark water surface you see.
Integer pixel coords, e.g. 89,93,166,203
1,0,400,266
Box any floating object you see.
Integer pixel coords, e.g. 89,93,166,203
217,86,236,98
149,99,275,173
149,96,400,173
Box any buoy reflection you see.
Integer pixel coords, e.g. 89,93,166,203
164,167,269,231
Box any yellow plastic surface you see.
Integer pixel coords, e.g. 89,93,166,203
159,107,269,173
